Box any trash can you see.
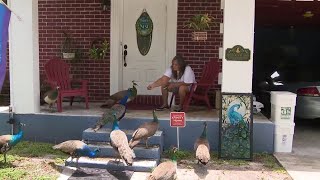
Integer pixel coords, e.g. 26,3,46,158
270,91,297,153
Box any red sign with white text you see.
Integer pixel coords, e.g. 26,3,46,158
170,112,186,127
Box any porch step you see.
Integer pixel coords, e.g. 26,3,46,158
88,143,161,160
65,157,157,172
82,128,164,152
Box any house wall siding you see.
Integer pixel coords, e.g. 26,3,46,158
1,0,222,106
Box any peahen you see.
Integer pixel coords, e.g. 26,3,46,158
194,122,210,165
100,81,138,108
110,114,136,166
0,123,25,163
52,140,100,168
129,110,159,149
43,86,59,110
147,147,178,180
227,104,244,125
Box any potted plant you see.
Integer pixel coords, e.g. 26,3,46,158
185,13,214,41
89,39,109,60
61,31,76,59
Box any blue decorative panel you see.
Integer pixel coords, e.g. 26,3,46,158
219,93,253,160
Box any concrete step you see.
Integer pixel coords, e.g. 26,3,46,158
88,142,161,160
82,128,164,151
65,157,158,172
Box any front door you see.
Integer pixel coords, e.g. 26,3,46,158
122,0,167,95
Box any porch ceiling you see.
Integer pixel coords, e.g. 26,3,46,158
256,0,320,26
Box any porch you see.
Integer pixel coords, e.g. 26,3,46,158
0,103,274,153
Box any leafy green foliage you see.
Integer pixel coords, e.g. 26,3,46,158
185,13,214,31
89,39,110,60
163,149,193,161
0,168,28,180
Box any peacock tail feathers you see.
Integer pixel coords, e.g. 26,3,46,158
93,104,126,132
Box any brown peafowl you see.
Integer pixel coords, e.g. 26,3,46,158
110,114,136,166
52,140,100,168
100,81,137,108
129,110,159,149
146,147,178,180
194,122,210,165
0,123,25,163
43,86,59,111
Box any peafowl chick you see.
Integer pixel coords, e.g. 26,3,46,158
93,86,133,132
194,122,210,165
129,110,159,149
44,86,60,110
0,123,25,163
228,104,244,125
110,114,136,166
100,81,137,108
147,147,178,180
52,140,100,168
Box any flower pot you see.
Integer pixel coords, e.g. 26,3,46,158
192,31,207,41
62,53,75,59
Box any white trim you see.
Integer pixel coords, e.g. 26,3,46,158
110,0,177,94
110,0,123,95
8,0,40,113
219,23,224,34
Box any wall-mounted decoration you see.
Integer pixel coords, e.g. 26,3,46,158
184,13,214,41
136,9,153,56
101,0,110,11
225,45,251,61
219,93,253,160
89,38,109,60
61,31,76,59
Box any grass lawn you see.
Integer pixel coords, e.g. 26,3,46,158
0,141,67,180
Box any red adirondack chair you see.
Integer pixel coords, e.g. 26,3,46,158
170,60,220,112
44,58,89,112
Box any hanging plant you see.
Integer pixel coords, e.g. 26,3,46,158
89,39,109,60
61,31,77,59
184,13,214,41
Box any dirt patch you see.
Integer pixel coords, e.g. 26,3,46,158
0,155,63,180
159,152,293,180
176,159,292,180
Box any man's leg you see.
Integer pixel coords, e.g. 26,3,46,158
178,85,189,110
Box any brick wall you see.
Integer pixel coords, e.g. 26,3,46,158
176,0,223,105
2,0,222,106
38,0,110,102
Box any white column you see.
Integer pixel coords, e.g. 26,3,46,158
110,0,123,95
221,0,255,93
9,0,40,113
